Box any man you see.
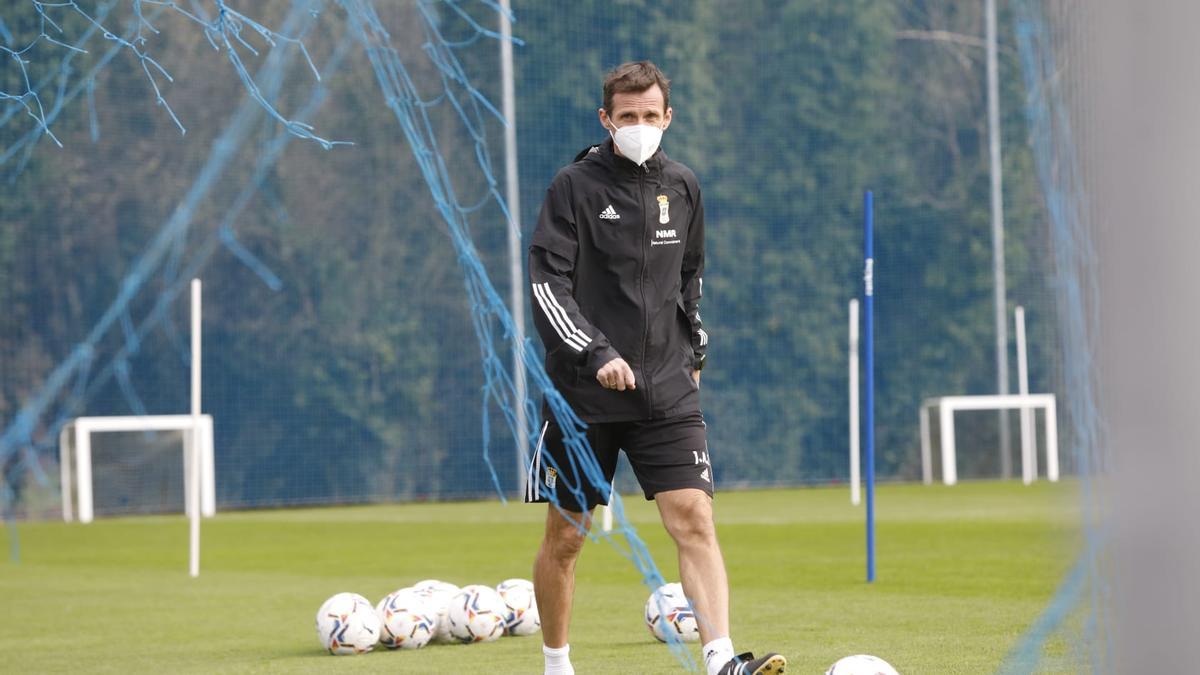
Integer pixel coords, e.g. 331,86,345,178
526,61,787,675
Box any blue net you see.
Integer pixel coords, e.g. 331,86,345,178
1,0,347,510
338,0,690,662
2,0,694,664
0,2,1071,513
2,1,1078,666
0,0,1071,504
1000,0,1109,671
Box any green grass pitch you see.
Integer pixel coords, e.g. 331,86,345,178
0,480,1079,673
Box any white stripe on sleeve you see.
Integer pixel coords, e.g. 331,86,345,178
540,283,592,346
532,283,587,352
536,283,592,348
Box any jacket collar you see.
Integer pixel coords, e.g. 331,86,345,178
576,138,665,176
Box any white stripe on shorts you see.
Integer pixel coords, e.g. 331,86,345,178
527,421,549,502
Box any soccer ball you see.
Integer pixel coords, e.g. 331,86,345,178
826,654,901,675
414,579,462,595
446,584,508,643
413,579,461,643
376,588,437,650
496,578,541,636
374,588,405,616
644,582,700,643
315,592,381,655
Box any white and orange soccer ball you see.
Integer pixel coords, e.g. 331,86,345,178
496,578,541,636
826,654,901,675
413,579,461,643
376,588,437,650
315,592,381,655
644,582,700,643
446,584,508,643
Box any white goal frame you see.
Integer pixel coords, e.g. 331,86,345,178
58,414,216,523
919,394,1059,486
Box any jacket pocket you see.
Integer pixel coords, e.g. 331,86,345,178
675,302,699,388
545,342,582,387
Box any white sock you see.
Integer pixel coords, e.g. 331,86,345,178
544,644,574,675
704,637,736,675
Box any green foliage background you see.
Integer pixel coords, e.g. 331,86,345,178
0,1,1061,510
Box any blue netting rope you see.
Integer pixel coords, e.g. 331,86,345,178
2,1,695,668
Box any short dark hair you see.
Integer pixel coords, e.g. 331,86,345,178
602,61,671,114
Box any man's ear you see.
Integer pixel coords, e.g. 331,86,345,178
662,106,673,130
598,107,611,130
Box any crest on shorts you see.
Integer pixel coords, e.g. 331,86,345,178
545,467,557,490
657,194,670,224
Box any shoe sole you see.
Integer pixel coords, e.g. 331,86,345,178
752,654,787,675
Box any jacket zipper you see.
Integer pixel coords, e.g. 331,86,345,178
638,165,653,417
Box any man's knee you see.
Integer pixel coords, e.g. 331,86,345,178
668,513,717,548
541,509,590,563
545,529,587,562
659,490,717,546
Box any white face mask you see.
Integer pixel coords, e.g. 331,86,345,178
608,121,663,166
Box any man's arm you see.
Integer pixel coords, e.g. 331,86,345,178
681,184,707,380
528,179,635,390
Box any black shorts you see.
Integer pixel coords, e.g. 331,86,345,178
523,411,713,512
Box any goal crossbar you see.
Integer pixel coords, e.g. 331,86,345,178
58,414,216,523
919,394,1058,486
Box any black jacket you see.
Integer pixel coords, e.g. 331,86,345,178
529,138,707,423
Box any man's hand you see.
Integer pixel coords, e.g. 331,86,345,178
596,357,636,391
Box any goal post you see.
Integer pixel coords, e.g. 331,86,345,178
189,277,202,578
919,394,1059,486
58,414,216,523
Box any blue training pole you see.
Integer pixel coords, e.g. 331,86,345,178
864,190,876,583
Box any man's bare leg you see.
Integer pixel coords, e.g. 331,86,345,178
534,506,592,652
656,488,729,643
